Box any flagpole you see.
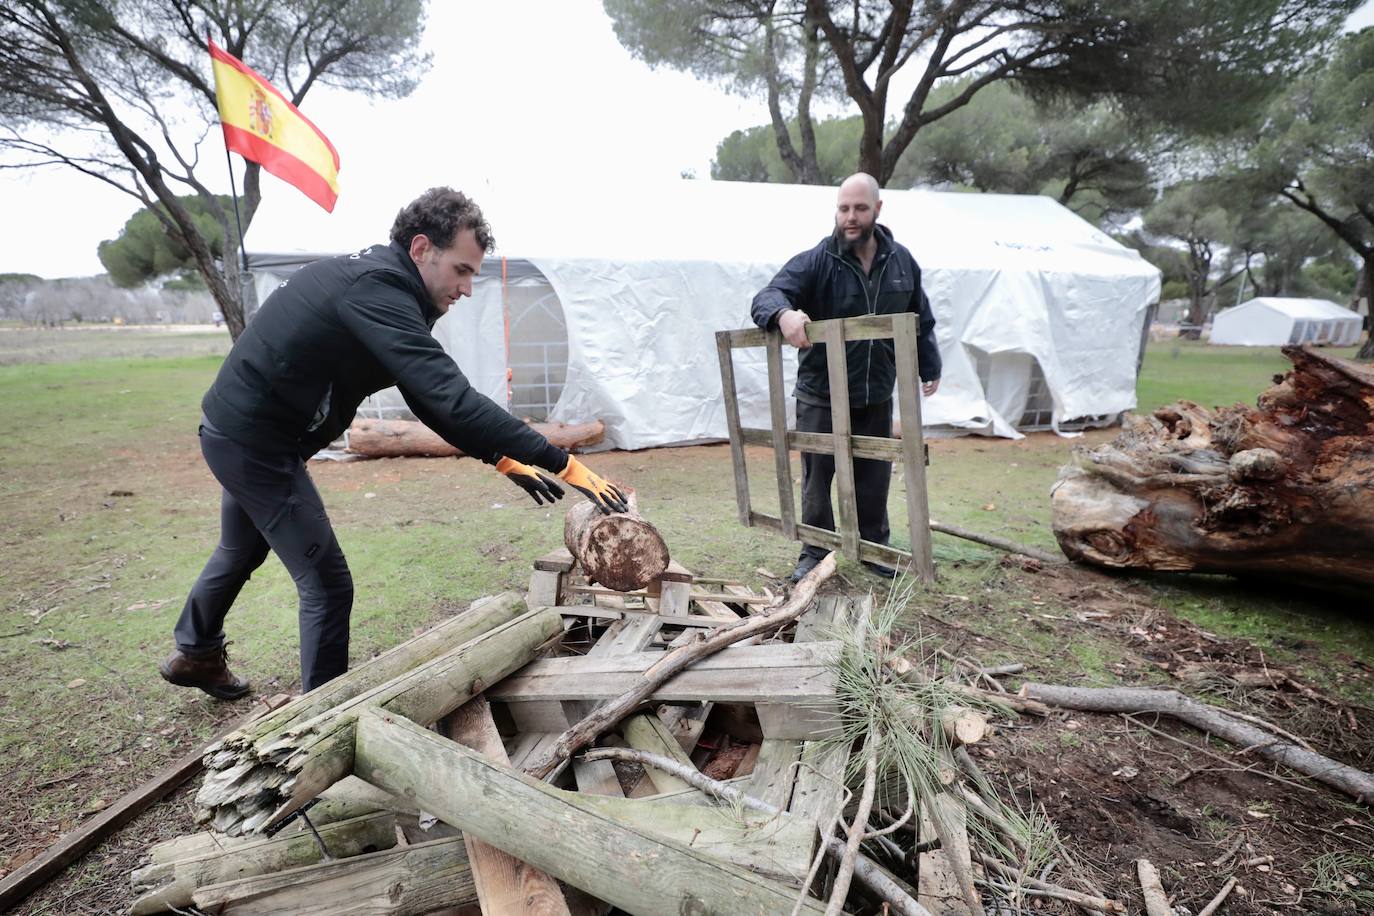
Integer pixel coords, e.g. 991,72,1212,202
222,145,249,275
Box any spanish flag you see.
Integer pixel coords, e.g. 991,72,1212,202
209,39,340,212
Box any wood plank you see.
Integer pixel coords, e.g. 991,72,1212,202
131,812,398,915
750,511,913,569
0,697,290,912
353,710,825,913
527,568,562,608
822,319,862,562
533,548,575,573
715,329,752,527
918,793,973,916
621,714,697,794
439,696,571,916
745,739,803,810
765,328,798,539
726,314,898,348
741,426,907,462
892,311,936,582
192,836,475,916
794,595,839,643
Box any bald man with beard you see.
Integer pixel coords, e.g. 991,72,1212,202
750,173,942,582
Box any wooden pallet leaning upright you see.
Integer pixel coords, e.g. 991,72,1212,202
716,314,935,581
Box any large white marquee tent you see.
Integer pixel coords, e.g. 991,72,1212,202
1210,297,1362,347
244,179,1161,449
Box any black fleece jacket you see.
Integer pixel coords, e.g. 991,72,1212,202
202,241,567,470
750,225,941,407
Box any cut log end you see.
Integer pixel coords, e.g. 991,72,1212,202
563,497,669,592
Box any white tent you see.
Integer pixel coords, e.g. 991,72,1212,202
245,180,1160,449
1210,297,1363,347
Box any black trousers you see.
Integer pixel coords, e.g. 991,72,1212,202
174,422,353,692
797,398,893,563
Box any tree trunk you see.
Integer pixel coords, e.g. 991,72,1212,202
346,418,604,459
1052,345,1374,590
1356,257,1373,361
196,606,562,836
563,497,669,591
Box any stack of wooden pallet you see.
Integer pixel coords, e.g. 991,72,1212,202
128,553,869,916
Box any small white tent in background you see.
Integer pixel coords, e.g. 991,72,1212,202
1210,297,1363,347
244,179,1161,449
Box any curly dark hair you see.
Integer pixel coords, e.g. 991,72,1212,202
389,187,495,253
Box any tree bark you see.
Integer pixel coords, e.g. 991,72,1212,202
347,418,605,459
563,497,669,592
1052,345,1374,590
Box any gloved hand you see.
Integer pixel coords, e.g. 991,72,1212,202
495,457,565,506
557,456,629,515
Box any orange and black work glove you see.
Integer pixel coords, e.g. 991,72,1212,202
495,457,565,507
557,456,629,515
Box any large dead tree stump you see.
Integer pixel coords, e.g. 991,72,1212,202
1052,345,1374,589
347,418,604,459
563,494,669,592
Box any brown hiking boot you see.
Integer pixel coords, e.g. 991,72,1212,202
159,645,252,700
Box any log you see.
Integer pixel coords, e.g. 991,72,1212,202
196,606,564,835
522,553,837,781
1022,683,1374,803
1052,346,1374,589
563,497,669,592
347,417,605,459
354,708,828,914
192,836,475,915
130,812,397,915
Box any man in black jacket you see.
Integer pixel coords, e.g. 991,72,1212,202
751,173,941,583
161,187,626,699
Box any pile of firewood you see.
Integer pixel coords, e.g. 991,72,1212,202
127,500,1373,915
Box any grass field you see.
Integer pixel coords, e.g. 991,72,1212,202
1,328,1370,913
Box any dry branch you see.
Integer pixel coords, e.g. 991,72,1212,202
522,553,837,780
1136,858,1172,916
582,746,932,916
1022,683,1374,803
976,854,1125,913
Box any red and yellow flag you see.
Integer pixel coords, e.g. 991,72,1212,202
209,39,340,212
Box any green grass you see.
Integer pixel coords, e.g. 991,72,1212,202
1136,339,1361,413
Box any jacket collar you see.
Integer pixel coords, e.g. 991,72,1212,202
824,222,896,266
387,240,443,326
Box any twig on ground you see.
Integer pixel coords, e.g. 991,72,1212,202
1121,714,1319,794
1136,858,1172,916
1196,877,1238,916
976,853,1125,913
1210,835,1246,868
1021,684,1373,803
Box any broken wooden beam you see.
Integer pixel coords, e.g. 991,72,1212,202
196,606,563,835
191,835,475,915
130,812,397,915
353,708,828,914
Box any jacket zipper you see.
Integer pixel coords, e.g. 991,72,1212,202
828,251,892,405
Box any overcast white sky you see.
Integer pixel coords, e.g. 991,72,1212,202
2,0,1371,279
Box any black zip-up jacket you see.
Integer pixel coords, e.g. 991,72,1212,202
750,224,941,407
202,241,567,470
